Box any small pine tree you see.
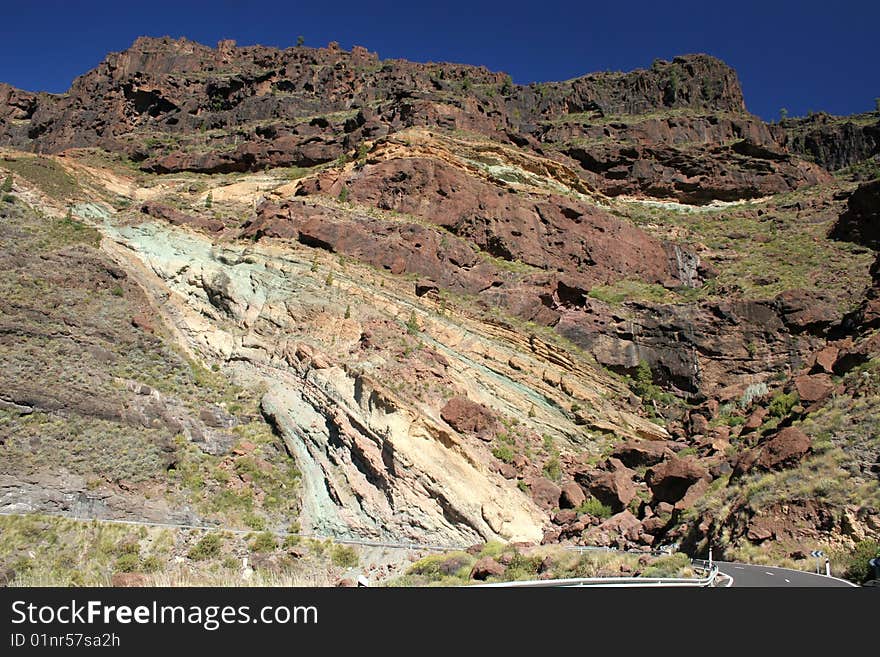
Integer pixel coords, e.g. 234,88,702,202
65,207,73,222
337,186,349,203
668,67,680,96
310,254,319,272
779,107,789,121
205,191,213,208
344,304,351,319
633,360,655,401
1,175,12,193
406,311,419,335
325,270,334,286
875,98,880,114
501,74,513,95
296,35,304,47
528,404,536,418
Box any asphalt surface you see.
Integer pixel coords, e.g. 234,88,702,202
716,561,856,587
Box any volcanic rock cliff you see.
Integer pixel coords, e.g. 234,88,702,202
1,37,878,576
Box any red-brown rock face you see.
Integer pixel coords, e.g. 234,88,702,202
297,157,692,288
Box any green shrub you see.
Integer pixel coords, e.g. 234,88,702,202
492,445,515,463
205,191,213,209
840,540,880,583
337,186,349,203
641,553,690,578
503,552,542,581
542,456,561,482
330,544,359,568
575,497,613,519
768,391,798,417
140,555,163,573
188,533,222,561
496,432,515,445
114,553,141,573
250,531,277,553
478,541,505,558
1,175,12,193
407,552,473,580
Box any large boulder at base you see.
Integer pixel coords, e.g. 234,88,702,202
575,469,636,512
470,557,506,580
793,373,834,405
743,407,768,432
559,481,586,509
582,510,644,546
755,427,811,470
611,440,675,468
527,477,563,509
646,457,709,504
811,346,839,374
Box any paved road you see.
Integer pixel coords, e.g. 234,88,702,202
716,561,856,587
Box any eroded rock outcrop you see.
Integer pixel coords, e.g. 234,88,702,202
783,112,880,172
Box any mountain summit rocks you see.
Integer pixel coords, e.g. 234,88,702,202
0,37,825,201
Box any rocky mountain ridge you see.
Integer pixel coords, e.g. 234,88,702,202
1,37,878,579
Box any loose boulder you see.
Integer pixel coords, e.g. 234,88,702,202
793,373,834,405
575,469,636,512
755,427,811,470
440,396,500,441
647,457,709,504
470,557,506,580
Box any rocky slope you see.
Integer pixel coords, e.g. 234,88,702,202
1,37,878,579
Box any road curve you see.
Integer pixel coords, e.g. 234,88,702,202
716,561,857,587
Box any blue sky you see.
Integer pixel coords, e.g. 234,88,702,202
0,0,877,121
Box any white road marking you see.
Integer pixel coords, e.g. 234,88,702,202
785,579,791,583
764,571,775,576
718,562,858,587
734,566,744,570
